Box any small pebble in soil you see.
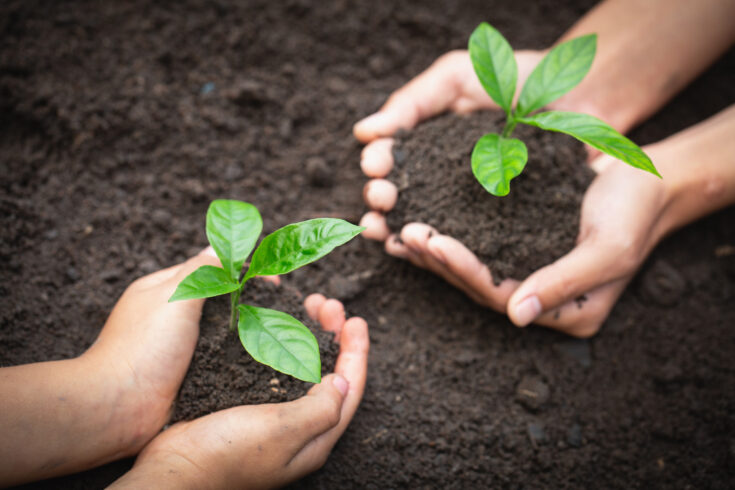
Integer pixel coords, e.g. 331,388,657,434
567,423,583,447
44,229,59,240
138,258,159,274
554,339,592,368
151,209,172,228
527,423,547,447
328,274,364,300
515,375,550,411
65,266,80,282
99,268,121,283
200,82,216,95
305,156,334,187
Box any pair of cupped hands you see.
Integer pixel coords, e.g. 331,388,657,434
100,247,368,488
356,49,676,338
1,246,368,489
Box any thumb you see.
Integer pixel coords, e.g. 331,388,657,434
281,374,348,445
353,51,466,143
507,238,622,327
166,246,222,288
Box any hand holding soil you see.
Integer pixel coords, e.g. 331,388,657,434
110,293,368,489
0,251,369,488
356,45,735,337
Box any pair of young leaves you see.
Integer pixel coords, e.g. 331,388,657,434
169,199,364,383
469,23,660,196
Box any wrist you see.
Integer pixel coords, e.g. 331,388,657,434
78,349,171,459
109,450,213,490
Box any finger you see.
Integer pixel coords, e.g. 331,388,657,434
507,239,624,327
317,299,346,340
426,234,519,311
353,51,468,143
131,246,221,295
304,294,327,321
399,224,524,313
360,138,395,178
396,223,482,302
287,317,369,476
363,179,398,213
532,278,629,338
359,211,390,242
260,275,281,286
278,373,348,451
384,233,410,259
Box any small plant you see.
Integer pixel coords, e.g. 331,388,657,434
169,199,364,383
468,23,660,196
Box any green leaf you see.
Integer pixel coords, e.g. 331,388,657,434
245,218,364,278
468,22,518,114
516,34,596,117
471,133,528,196
206,200,263,281
168,265,239,302
519,111,660,177
237,305,321,383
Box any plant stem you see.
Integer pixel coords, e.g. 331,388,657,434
502,118,517,138
229,288,242,332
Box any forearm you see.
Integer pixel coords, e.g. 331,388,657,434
0,354,155,486
552,0,735,133
653,105,735,239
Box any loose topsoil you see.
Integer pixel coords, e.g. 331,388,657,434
2,0,734,489
171,280,338,423
387,111,593,281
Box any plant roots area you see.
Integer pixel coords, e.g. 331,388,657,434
2,0,734,488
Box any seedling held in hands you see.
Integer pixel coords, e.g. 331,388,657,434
169,199,364,383
468,23,661,196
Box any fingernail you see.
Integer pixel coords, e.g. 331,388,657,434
357,113,388,134
332,374,349,396
514,295,542,327
200,246,217,257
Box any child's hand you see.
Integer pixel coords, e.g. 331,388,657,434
110,294,369,489
0,248,223,486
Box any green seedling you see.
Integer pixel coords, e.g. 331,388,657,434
468,23,660,196
169,199,364,383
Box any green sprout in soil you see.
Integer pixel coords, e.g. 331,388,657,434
468,23,661,196
169,199,364,383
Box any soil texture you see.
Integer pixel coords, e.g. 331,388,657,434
171,280,338,423
387,111,593,281
2,0,734,488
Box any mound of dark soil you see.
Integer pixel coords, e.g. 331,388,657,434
171,279,338,423
387,111,593,281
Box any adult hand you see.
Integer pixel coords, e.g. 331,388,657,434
110,294,369,489
355,49,544,241
359,104,735,338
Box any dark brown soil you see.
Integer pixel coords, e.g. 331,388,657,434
387,111,593,281
171,280,338,423
2,0,734,489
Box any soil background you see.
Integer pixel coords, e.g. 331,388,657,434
1,0,734,488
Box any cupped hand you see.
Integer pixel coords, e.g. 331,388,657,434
110,294,369,489
355,49,544,241
366,146,673,338
81,247,230,450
